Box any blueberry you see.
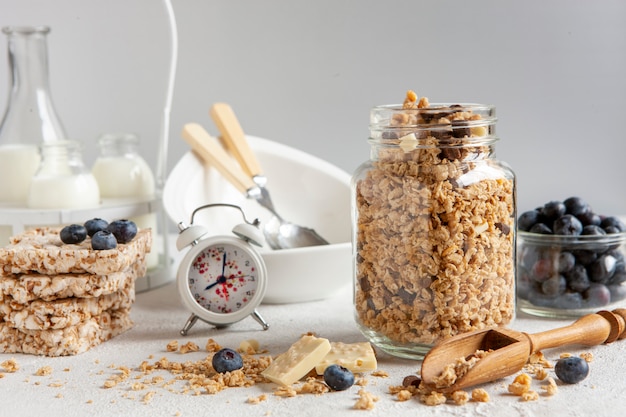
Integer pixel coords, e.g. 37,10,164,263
541,274,566,297
588,254,617,284
106,219,137,244
541,201,566,222
552,292,583,309
564,196,591,217
518,210,541,232
605,226,623,234
323,364,355,391
565,264,590,293
577,211,601,227
581,225,606,236
59,224,87,244
601,216,625,233
608,259,626,285
584,283,611,307
573,249,598,266
553,215,583,236
91,230,117,250
557,251,576,274
84,218,109,237
529,223,553,234
212,348,243,373
531,258,556,282
608,284,626,301
555,356,589,384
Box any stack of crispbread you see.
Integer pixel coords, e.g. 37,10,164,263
0,227,151,356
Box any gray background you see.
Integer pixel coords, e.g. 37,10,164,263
1,0,625,217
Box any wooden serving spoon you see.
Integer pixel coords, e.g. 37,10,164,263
420,309,626,392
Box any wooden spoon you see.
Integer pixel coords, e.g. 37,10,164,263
420,309,626,392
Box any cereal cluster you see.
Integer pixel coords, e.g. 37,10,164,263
355,91,515,346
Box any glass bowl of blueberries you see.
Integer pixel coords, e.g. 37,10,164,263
517,196,626,318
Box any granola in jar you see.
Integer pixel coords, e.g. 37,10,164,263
352,91,516,359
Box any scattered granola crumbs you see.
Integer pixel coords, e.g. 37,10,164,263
55,393,63,399
0,373,4,378
541,377,558,396
580,352,594,363
131,382,147,391
420,391,447,406
166,340,179,352
35,366,53,376
354,388,379,410
1,358,19,372
247,394,268,404
356,377,368,386
529,352,552,368
86,400,93,404
471,388,489,402
206,338,222,352
534,367,548,381
48,381,64,388
451,390,470,405
521,390,539,402
179,341,199,354
559,352,572,359
273,386,297,398
142,391,156,404
396,389,412,401
371,370,389,378
508,373,532,396
63,368,71,372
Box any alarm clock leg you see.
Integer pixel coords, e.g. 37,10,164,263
180,313,200,336
251,310,269,330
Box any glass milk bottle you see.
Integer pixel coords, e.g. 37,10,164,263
0,26,67,244
92,133,158,267
27,140,100,209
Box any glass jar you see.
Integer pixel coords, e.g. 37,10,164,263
517,230,626,319
92,132,159,268
0,26,67,205
352,102,516,359
27,140,100,209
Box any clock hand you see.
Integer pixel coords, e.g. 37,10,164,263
205,252,229,291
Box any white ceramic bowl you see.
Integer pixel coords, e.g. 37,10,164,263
163,135,352,303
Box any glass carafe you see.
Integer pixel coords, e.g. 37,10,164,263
0,26,67,206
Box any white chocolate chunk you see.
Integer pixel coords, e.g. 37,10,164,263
315,342,377,375
261,335,331,386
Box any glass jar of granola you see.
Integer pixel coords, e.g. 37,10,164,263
352,91,516,359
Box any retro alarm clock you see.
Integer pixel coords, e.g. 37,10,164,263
175,203,269,335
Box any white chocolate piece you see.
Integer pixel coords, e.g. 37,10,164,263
238,339,260,354
261,335,331,386
315,342,377,375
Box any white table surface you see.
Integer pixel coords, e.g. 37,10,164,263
2,271,626,417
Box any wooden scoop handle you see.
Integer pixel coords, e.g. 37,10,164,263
210,103,263,179
526,309,626,354
181,123,257,194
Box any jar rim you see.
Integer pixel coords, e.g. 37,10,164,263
372,102,495,112
2,26,51,35
518,230,626,246
370,102,497,130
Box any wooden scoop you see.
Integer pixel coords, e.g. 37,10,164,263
421,309,626,392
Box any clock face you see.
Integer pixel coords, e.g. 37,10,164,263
187,243,259,314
